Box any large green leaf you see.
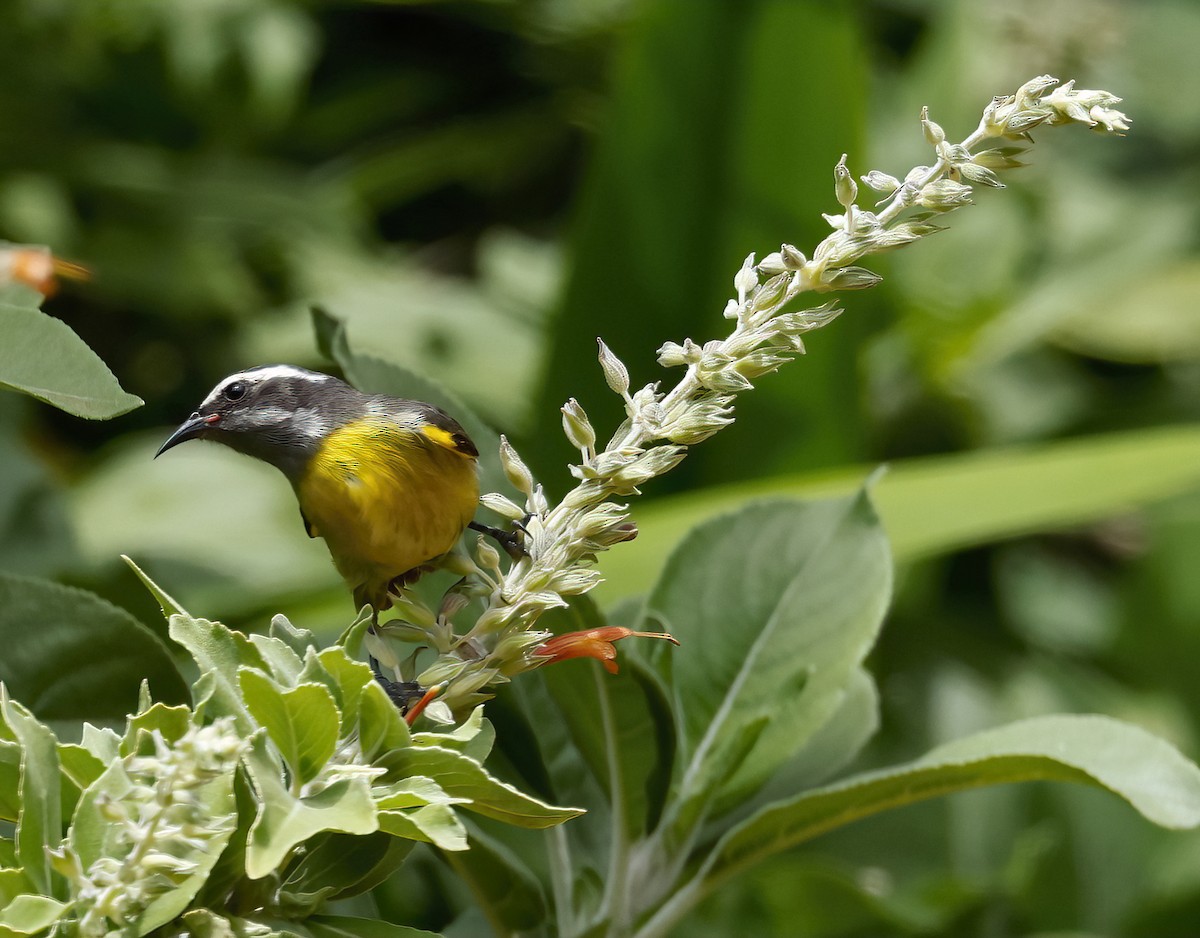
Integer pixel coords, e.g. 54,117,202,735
643,492,891,820
595,425,1200,604
243,733,379,879
0,574,187,721
377,803,467,851
0,297,141,419
168,614,267,732
239,670,340,787
439,827,547,934
279,831,412,912
377,745,583,829
740,667,879,814
700,714,1200,904
0,693,60,899
0,894,67,934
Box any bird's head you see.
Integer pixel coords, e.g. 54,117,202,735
156,365,362,478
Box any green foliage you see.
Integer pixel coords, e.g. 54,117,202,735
4,0,1200,936
0,288,140,420
0,591,580,936
0,572,187,721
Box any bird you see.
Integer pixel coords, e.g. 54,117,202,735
155,364,485,616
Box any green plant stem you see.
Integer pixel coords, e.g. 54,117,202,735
628,875,703,938
546,826,575,938
596,665,630,937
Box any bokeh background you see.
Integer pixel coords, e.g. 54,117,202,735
5,0,1200,934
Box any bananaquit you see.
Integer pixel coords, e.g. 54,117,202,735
156,365,482,614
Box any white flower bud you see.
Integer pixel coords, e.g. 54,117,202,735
698,367,754,393
861,170,900,194
750,272,791,314
834,154,857,209
781,243,807,269
656,341,690,367
733,253,758,303
474,536,502,573
1089,104,1130,134
956,162,1004,188
596,338,631,398
479,491,526,521
920,107,945,145
499,435,534,496
1015,74,1059,105
561,397,596,452
758,251,787,274
818,266,883,292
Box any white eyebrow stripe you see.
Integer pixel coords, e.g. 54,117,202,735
239,365,332,383
198,365,332,409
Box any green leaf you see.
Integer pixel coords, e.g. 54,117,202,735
0,868,32,907
239,670,341,787
56,743,106,814
247,634,307,686
1051,258,1200,363
0,573,187,721
357,678,412,763
540,600,676,837
439,827,547,933
596,425,1200,603
644,493,890,817
742,667,879,812
181,908,292,938
280,831,412,911
243,733,378,879
0,691,61,898
0,743,19,821
377,745,583,829
0,298,141,419
703,714,1200,893
305,915,440,938
0,894,66,933
378,802,467,851
374,775,462,811
121,703,192,756
122,554,189,618
305,648,374,739
269,613,320,658
169,614,268,732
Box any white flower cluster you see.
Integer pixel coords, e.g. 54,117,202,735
378,76,1130,711
53,719,245,936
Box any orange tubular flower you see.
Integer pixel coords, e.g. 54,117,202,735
0,243,90,296
534,627,679,674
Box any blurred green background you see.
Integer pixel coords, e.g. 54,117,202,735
5,0,1200,934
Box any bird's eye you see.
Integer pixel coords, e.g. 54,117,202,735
223,381,247,401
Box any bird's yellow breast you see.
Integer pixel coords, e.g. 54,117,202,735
295,416,479,608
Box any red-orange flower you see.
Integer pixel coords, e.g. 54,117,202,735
534,626,679,674
1,244,90,297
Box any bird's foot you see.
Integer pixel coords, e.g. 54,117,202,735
469,519,528,560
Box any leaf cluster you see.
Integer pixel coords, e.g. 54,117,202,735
0,587,579,937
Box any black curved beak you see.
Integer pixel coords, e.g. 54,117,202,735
155,412,209,458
